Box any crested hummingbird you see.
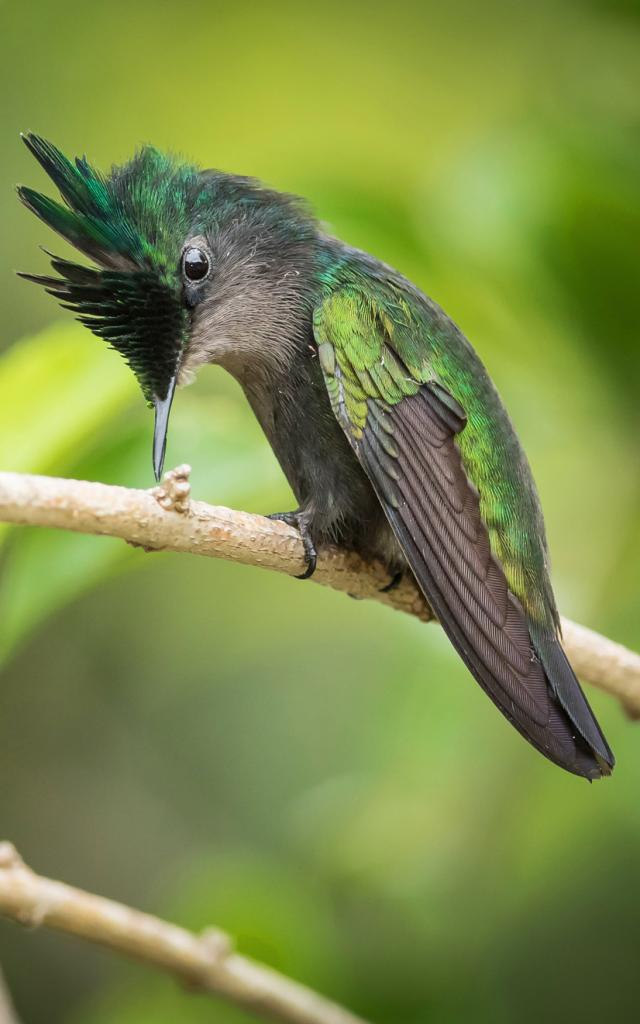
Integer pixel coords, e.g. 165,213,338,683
17,134,614,780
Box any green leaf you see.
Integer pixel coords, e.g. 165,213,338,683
0,328,287,665
0,321,138,476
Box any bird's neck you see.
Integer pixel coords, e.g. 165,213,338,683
183,232,334,385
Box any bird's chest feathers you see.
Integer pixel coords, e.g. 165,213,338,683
241,350,375,528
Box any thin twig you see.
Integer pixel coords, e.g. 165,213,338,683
0,844,368,1024
0,468,639,715
0,965,21,1024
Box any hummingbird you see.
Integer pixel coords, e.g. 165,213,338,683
17,133,614,780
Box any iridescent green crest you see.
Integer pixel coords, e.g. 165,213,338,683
18,134,196,402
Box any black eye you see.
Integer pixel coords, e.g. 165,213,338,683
183,247,210,282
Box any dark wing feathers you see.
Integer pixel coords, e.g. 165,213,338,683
314,284,613,777
532,625,614,765
360,385,606,777
354,374,610,774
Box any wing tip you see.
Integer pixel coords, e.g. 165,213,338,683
531,625,615,776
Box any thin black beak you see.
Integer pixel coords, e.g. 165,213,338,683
153,375,178,482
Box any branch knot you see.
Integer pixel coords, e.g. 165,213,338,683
152,464,192,514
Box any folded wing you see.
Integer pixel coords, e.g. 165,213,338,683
314,286,613,778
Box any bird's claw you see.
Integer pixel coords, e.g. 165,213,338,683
267,510,317,579
296,532,318,580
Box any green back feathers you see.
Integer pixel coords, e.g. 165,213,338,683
313,275,555,629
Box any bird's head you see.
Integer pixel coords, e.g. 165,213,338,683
18,134,318,479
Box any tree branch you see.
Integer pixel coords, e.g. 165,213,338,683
0,843,368,1024
0,467,639,716
0,965,21,1024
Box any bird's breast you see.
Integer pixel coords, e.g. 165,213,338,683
241,350,396,561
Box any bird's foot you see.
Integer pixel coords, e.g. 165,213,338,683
380,569,403,593
267,510,317,579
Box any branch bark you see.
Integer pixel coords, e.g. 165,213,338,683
0,468,639,715
0,965,21,1024
0,844,368,1024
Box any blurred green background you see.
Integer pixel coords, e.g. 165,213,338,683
1,1,639,1021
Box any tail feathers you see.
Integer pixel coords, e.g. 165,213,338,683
532,624,615,774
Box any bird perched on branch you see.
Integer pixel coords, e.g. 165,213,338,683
17,133,614,779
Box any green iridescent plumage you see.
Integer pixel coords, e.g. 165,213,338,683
17,135,200,401
17,134,614,779
312,264,613,776
313,277,552,627
19,134,199,270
